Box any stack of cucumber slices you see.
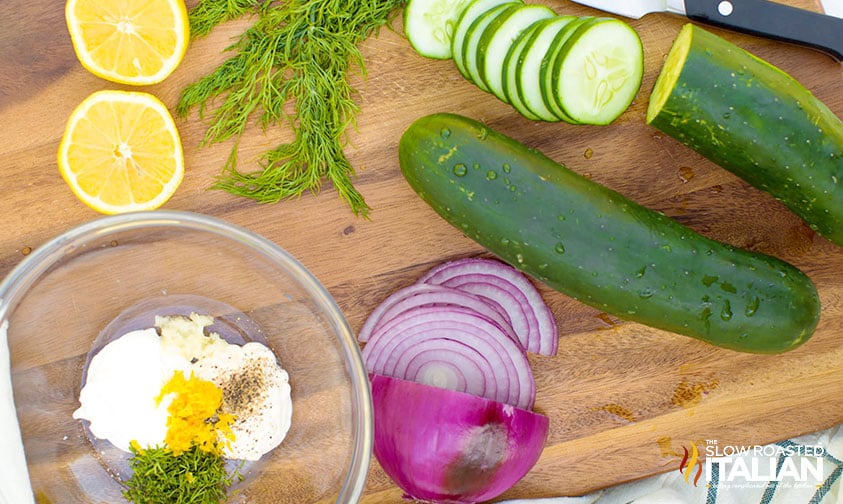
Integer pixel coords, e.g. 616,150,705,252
403,0,645,125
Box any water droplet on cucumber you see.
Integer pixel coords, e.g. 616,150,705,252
745,296,760,317
638,288,655,299
720,300,733,321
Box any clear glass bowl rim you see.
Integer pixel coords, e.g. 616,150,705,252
0,210,373,504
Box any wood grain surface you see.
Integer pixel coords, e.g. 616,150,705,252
1,0,841,502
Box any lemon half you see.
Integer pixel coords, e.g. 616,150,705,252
65,0,190,85
58,90,185,214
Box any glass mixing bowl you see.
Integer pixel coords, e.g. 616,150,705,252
0,210,372,503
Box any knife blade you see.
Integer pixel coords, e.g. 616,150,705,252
568,0,843,61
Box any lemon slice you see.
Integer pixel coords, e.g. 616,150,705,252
58,90,185,214
65,0,189,85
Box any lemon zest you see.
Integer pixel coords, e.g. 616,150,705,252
155,371,236,456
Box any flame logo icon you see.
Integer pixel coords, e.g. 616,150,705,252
679,442,703,486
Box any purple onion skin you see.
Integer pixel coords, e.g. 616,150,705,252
371,374,549,504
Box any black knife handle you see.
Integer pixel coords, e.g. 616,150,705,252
684,0,843,61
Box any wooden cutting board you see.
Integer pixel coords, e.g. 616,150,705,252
1,0,841,501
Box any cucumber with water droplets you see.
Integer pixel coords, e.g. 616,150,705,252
648,24,843,246
399,113,820,353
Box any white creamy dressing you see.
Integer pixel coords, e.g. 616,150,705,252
73,313,292,461
192,341,292,461
73,328,179,451
0,319,36,504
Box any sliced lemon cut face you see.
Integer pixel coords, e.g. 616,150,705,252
65,0,189,85
58,90,185,214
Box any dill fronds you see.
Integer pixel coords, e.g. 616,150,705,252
177,0,406,217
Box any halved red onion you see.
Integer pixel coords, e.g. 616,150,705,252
420,257,558,356
357,283,516,345
371,374,549,504
362,305,535,410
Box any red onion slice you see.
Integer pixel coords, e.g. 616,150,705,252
396,342,488,392
371,374,549,504
362,305,535,410
386,338,495,401
420,257,558,356
436,277,533,349
358,283,516,345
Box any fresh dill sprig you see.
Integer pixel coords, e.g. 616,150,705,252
187,0,271,38
177,0,406,217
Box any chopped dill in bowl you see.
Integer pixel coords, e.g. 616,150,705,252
124,442,239,503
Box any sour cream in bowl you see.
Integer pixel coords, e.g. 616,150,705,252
73,312,294,463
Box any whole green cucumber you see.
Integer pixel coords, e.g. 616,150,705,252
399,112,820,353
647,24,843,247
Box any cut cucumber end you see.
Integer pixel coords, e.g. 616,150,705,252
647,23,694,124
404,0,475,59
554,19,644,125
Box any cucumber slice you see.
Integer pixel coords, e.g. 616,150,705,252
501,19,542,116
550,18,644,125
452,0,520,80
538,16,595,123
404,0,475,59
476,4,556,99
514,15,577,122
461,3,518,91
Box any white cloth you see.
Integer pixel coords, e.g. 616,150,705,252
0,319,35,504
822,0,843,18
